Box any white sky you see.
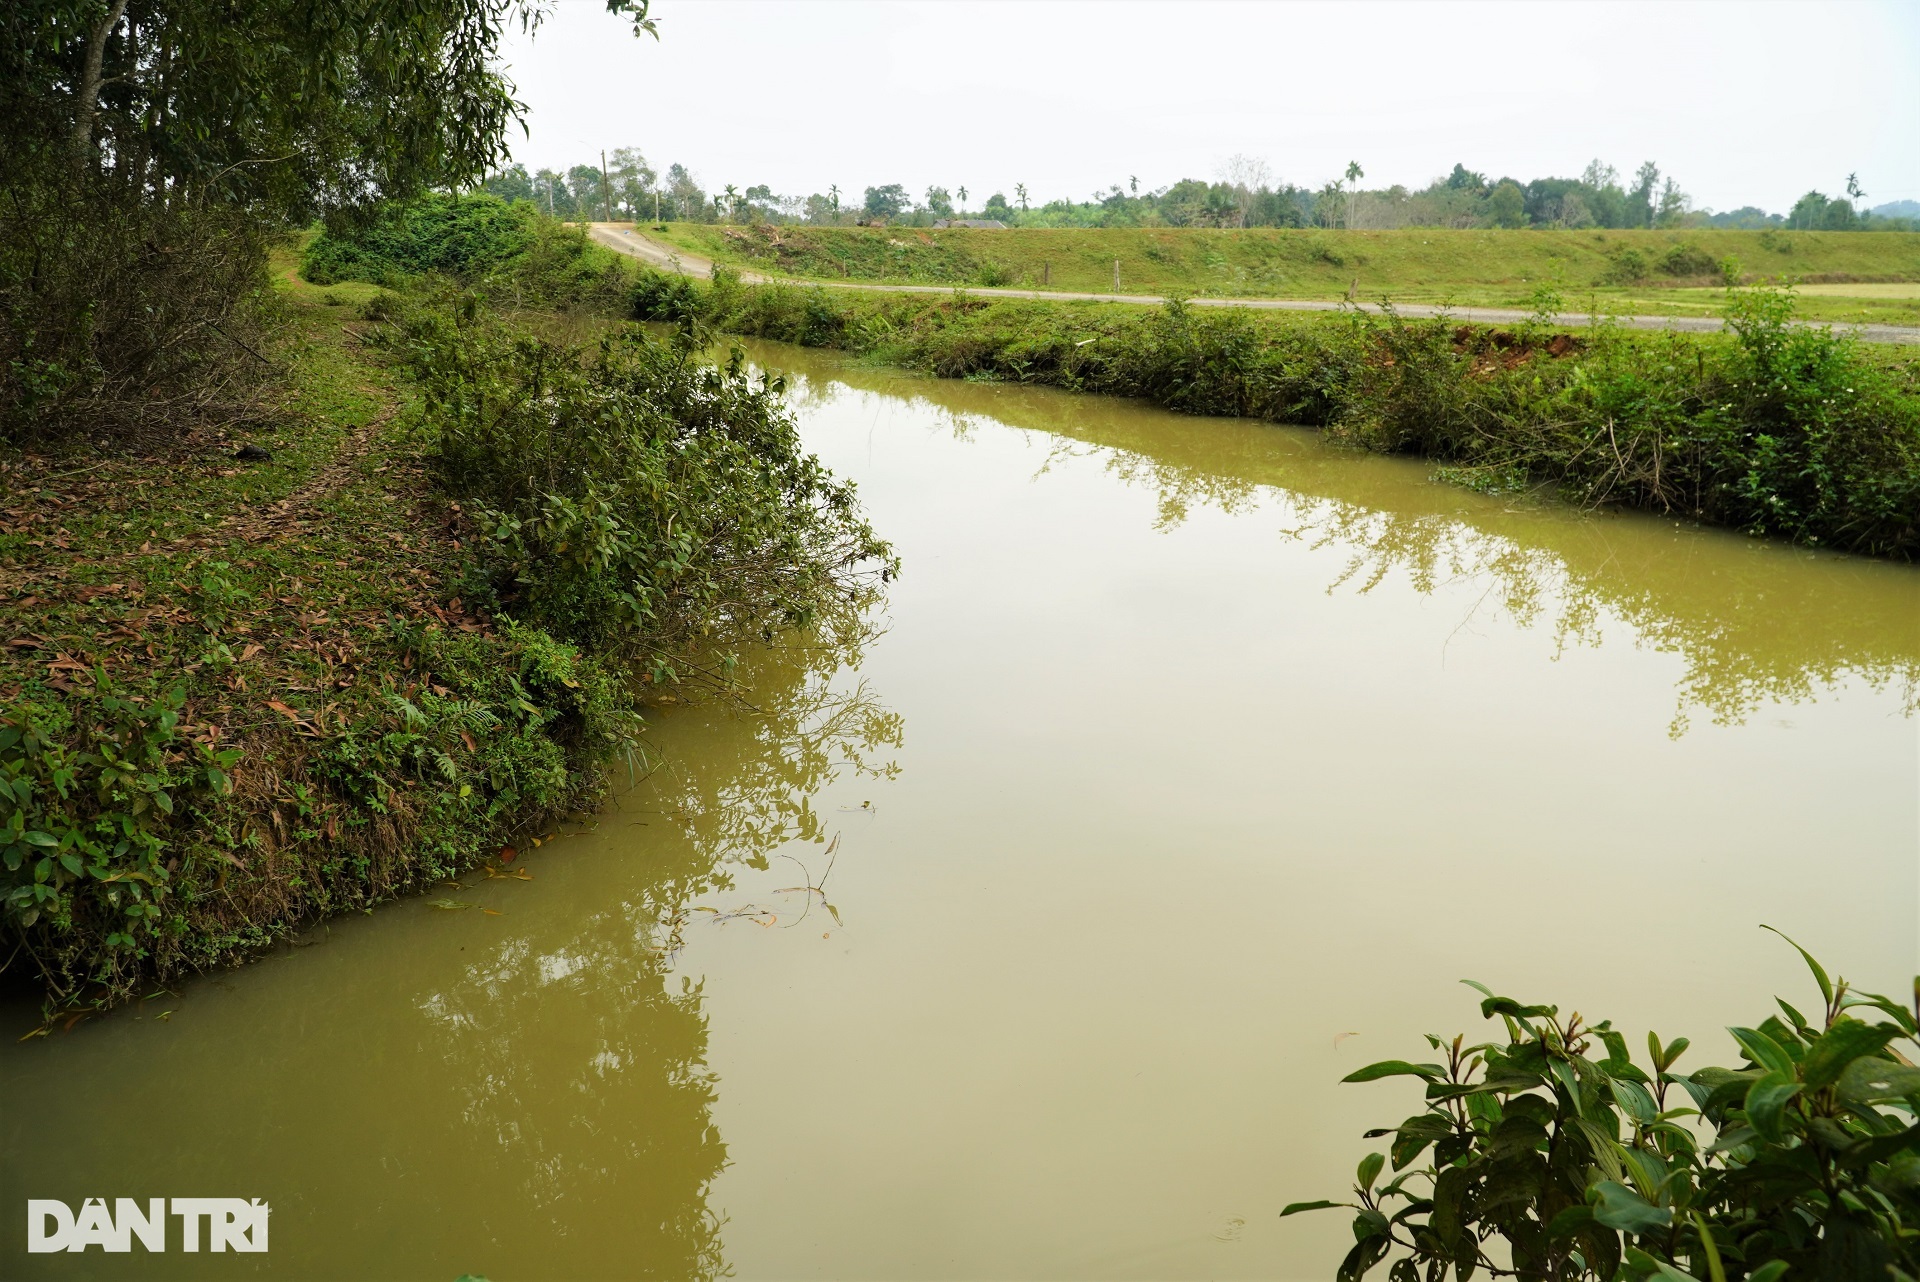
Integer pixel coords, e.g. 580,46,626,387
498,0,1920,215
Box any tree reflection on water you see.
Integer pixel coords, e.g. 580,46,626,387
407,624,900,1279
774,351,1918,735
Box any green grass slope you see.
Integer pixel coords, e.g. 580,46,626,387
637,223,1920,325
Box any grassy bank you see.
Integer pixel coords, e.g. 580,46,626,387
644,269,1920,558
298,195,1920,554
0,236,889,1010
634,223,1920,326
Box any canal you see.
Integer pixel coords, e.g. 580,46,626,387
4,341,1916,1280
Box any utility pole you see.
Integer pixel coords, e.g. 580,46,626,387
601,149,613,222
1113,258,1120,293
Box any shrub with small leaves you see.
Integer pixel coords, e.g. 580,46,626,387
1,677,238,984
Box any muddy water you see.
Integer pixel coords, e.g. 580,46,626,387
4,343,1917,1281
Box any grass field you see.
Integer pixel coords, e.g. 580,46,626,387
631,223,1920,326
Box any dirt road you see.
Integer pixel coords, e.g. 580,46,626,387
586,224,1920,345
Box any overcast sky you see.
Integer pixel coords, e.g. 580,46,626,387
498,0,1920,215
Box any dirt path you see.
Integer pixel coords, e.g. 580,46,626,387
587,223,1920,346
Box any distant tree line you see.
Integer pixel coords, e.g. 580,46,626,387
485,149,1916,233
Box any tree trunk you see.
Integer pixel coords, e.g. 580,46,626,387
70,0,131,178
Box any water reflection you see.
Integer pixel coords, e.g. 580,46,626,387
769,349,1919,733
0,628,900,1279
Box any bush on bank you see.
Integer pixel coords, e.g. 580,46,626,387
651,271,1920,558
369,286,895,671
2,257,889,1008
303,194,633,313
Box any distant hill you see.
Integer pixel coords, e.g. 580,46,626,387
1872,199,1920,219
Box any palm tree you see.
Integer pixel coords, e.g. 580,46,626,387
957,185,968,215
722,183,740,222
1344,161,1364,229
1015,183,1029,212
829,184,840,216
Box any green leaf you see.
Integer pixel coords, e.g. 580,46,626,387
1342,1060,1446,1084
1744,1071,1801,1142
1727,1026,1795,1076
1546,1205,1594,1240
1480,995,1556,1021
22,830,56,847
1573,1118,1626,1182
1280,1200,1347,1217
1690,1211,1727,1282
1426,1069,1544,1102
1623,1246,1702,1282
1761,924,1832,1008
1337,1233,1390,1282
1799,1017,1897,1090
57,852,83,877
1429,1166,1469,1250
1612,1079,1659,1126
1747,1262,1789,1282
1390,1113,1454,1170
1356,1152,1384,1194
1620,1147,1669,1201
1591,1180,1671,1236
1836,1058,1920,1102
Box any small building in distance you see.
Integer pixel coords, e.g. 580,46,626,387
931,219,1009,230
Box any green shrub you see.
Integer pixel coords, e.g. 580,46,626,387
1,180,274,443
975,259,1016,287
1660,243,1720,278
0,616,636,1002
375,291,895,668
301,194,537,286
1709,288,1920,550
1606,249,1650,284
1287,936,1920,1281
1,678,238,953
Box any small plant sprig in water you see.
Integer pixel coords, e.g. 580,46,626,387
1284,930,1920,1281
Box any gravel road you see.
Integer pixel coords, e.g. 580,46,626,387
587,223,1920,345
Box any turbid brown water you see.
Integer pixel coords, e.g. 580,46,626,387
4,342,1917,1280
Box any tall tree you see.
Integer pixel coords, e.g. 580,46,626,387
6,0,658,219
1,0,659,437
1221,154,1272,228
863,184,906,219
1627,161,1661,228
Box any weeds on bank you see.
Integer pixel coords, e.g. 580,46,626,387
669,275,1919,557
